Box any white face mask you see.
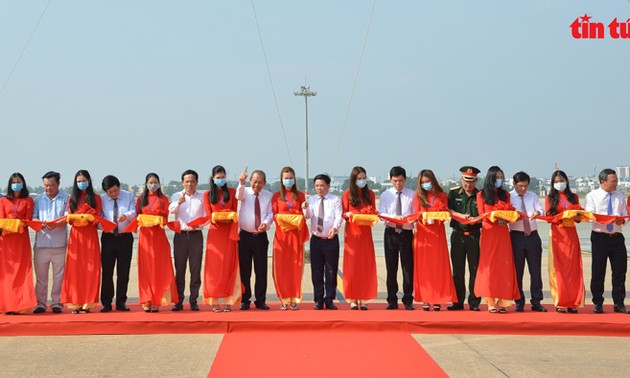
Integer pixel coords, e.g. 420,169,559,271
147,183,160,193
553,182,567,192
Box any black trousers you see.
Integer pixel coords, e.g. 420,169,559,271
591,231,627,306
383,228,414,306
450,231,481,307
510,230,544,306
173,231,204,304
310,235,340,304
238,230,269,306
100,232,133,306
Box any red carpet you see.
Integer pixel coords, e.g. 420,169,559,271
208,332,446,378
2,303,630,337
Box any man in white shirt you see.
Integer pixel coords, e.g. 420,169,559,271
303,174,343,310
100,175,137,312
32,171,68,314
378,166,415,310
169,169,206,311
509,171,547,313
236,169,273,310
585,168,629,314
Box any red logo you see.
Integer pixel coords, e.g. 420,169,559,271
570,14,630,39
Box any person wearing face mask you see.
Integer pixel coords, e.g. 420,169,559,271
545,170,585,313
509,171,547,313
169,169,206,312
202,165,242,312
62,170,102,314
475,166,520,313
135,173,177,312
236,169,273,311
272,166,309,310
412,170,456,311
0,173,37,314
341,166,377,310
447,166,482,312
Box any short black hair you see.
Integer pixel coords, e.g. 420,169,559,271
313,174,331,185
102,175,120,192
42,171,60,182
389,166,406,179
512,171,530,184
181,169,199,181
599,168,616,183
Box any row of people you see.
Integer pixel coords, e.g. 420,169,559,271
0,165,627,314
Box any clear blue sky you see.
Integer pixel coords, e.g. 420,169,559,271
0,1,628,188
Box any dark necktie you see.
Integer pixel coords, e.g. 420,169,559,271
317,196,325,233
254,193,261,230
395,191,402,233
113,198,119,236
520,195,531,236
607,193,614,232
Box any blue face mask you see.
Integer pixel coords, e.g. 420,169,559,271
11,183,23,192
77,182,89,191
214,178,226,187
421,182,432,191
356,179,367,189
494,179,503,188
283,179,295,188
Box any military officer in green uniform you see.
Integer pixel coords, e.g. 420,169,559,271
447,166,482,311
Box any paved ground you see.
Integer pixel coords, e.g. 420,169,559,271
2,220,630,377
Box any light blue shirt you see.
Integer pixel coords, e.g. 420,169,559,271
101,190,137,233
33,191,69,248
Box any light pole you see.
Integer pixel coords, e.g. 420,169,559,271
294,85,317,195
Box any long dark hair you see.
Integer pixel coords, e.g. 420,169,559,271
69,170,96,213
6,172,29,200
547,170,578,215
481,166,507,205
415,169,443,208
349,166,372,207
139,172,164,212
208,165,230,204
279,166,300,201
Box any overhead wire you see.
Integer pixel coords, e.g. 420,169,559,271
0,0,52,99
250,0,294,165
330,0,377,176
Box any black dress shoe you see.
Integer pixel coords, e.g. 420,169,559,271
531,304,547,312
116,304,130,312
593,304,604,313
172,303,184,311
314,302,324,310
469,305,480,311
447,303,464,311
567,308,578,314
325,302,338,310
404,303,415,311
52,307,62,314
614,305,630,314
33,307,46,314
386,303,398,310
240,303,250,310
255,303,270,310
100,305,112,313
190,303,200,311
515,304,524,312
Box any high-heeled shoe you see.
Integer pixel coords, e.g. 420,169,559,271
350,301,359,310
433,304,441,311
422,303,430,311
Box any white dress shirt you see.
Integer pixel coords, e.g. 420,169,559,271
169,191,206,231
101,190,137,233
585,188,628,234
303,193,343,238
378,187,415,230
509,190,543,232
236,184,273,233
33,192,69,248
